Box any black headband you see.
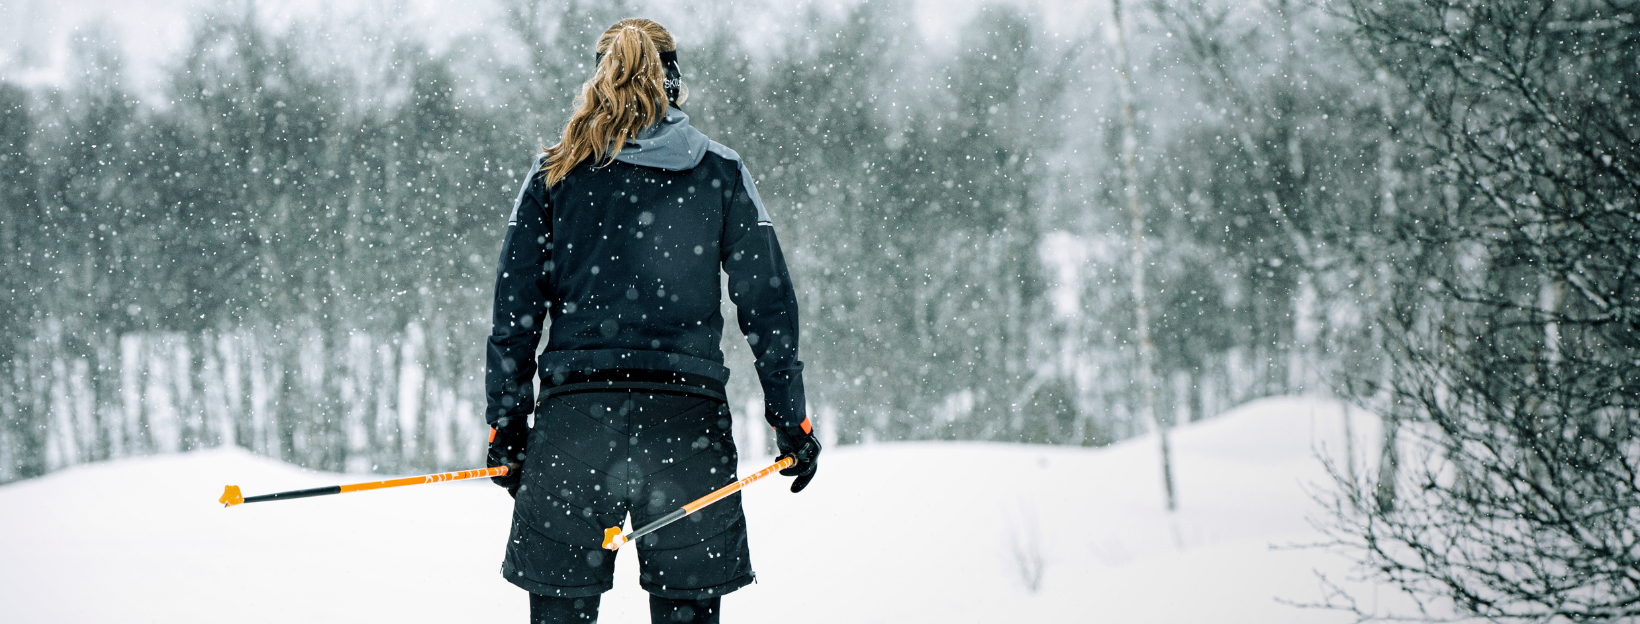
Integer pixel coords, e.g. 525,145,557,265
592,50,682,103
593,49,678,67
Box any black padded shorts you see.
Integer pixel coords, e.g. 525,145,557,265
501,388,753,600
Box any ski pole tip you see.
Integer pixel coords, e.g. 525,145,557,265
219,485,244,507
601,525,626,551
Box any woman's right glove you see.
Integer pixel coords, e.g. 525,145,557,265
487,418,528,497
773,416,821,493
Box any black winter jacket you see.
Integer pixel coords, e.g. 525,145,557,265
485,107,806,429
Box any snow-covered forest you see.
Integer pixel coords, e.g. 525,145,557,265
3,0,1637,620
0,0,1387,478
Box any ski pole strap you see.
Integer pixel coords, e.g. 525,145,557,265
603,456,794,550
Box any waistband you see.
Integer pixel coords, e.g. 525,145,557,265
541,369,728,403
537,349,732,385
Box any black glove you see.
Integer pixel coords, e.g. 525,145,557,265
773,416,820,493
487,417,528,497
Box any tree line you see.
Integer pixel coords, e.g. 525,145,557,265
0,0,1470,490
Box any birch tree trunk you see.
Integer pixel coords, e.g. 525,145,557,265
1373,69,1400,514
1112,0,1176,512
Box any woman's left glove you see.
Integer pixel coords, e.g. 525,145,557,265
487,418,529,497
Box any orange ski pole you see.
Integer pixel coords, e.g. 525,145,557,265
601,456,795,551
218,466,509,507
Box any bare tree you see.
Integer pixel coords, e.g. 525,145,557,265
1318,0,1640,620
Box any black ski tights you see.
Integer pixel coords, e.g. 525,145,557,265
650,595,721,624
527,593,720,624
529,593,599,623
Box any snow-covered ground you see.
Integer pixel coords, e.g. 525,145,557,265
0,397,1418,623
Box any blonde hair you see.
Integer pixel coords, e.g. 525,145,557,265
542,19,681,187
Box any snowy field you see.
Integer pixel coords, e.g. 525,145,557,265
0,397,1424,623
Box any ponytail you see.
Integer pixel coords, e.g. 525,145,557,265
543,19,678,187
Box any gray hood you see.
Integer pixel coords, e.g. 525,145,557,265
609,106,773,223
614,107,710,171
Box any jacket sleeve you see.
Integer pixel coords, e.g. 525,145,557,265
485,156,552,428
721,162,807,428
